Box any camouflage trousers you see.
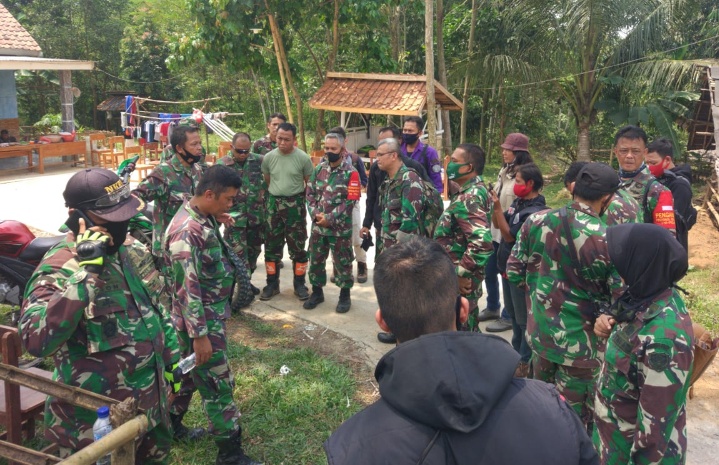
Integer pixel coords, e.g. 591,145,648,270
172,319,240,439
532,354,599,427
224,223,265,273
464,275,484,332
308,232,354,289
264,194,308,264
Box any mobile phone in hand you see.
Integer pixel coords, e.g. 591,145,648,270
64,209,95,233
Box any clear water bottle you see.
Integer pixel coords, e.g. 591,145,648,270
178,353,196,374
93,406,112,465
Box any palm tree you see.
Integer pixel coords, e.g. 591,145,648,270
519,0,692,160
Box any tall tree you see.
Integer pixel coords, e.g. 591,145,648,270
425,0,438,148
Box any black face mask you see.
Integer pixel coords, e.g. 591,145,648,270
326,151,341,163
104,220,130,255
402,133,419,145
178,147,202,165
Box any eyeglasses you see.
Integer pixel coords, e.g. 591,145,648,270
376,151,396,158
78,182,132,209
233,147,250,155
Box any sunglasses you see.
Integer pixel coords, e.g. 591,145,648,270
233,148,250,155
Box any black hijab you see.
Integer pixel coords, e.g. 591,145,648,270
607,223,688,320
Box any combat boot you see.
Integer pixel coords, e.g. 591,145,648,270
303,286,324,309
260,262,279,301
171,412,207,442
293,261,310,300
336,288,351,313
356,262,368,283
215,429,263,465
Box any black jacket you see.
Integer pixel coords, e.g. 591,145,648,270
671,163,692,183
324,332,598,465
363,157,430,229
658,169,695,251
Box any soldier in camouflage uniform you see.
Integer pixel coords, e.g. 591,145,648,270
303,133,358,313
613,125,676,232
433,144,493,330
372,138,427,254
133,125,204,259
593,223,693,465
165,165,261,465
507,163,625,427
260,122,314,301
19,168,180,464
564,161,641,226
217,132,266,291
252,112,286,155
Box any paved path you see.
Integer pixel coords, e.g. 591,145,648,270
0,166,510,367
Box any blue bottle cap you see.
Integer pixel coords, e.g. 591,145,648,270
97,406,110,418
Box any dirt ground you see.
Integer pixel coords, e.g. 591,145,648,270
685,212,719,463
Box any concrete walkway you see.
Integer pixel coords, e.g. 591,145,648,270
0,165,510,367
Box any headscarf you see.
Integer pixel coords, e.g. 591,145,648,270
607,223,688,321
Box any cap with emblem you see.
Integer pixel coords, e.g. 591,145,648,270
63,168,144,222
575,162,621,194
500,133,529,152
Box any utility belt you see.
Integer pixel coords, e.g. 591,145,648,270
269,192,305,200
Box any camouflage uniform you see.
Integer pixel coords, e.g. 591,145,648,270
433,176,493,329
133,154,203,258
217,153,266,272
593,289,693,465
378,163,426,254
306,157,357,289
620,166,675,232
165,200,240,440
604,189,641,226
252,135,276,155
506,201,624,425
19,238,179,464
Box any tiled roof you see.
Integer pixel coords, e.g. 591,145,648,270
97,95,128,112
0,4,42,57
309,72,463,115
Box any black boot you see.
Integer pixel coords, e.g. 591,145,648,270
377,332,397,344
356,262,368,283
215,429,263,465
260,262,279,301
303,286,324,309
293,261,310,300
171,412,207,442
336,288,351,313
250,284,260,295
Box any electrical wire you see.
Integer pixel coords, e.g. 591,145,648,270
94,68,184,84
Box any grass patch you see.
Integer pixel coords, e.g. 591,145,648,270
681,267,719,334
170,314,366,465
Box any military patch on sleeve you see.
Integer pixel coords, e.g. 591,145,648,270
646,343,672,371
432,164,441,173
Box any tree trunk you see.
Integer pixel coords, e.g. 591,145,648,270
250,69,267,123
425,0,437,148
313,0,341,151
267,12,293,123
478,91,488,148
436,0,451,154
277,28,307,151
460,0,478,144
577,120,591,161
390,5,401,62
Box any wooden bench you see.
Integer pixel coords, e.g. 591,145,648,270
0,145,35,172
35,141,88,174
0,325,53,449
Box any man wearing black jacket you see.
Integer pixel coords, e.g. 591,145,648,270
646,138,696,251
361,127,429,238
324,237,599,465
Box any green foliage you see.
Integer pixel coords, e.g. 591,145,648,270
32,113,63,134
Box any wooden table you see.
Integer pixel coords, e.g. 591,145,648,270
0,145,35,171
34,141,87,174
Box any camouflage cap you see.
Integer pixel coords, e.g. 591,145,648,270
576,162,621,195
63,168,144,222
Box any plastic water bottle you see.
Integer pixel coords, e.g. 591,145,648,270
93,406,112,465
178,353,196,374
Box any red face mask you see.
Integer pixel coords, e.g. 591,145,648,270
648,161,665,178
513,182,533,198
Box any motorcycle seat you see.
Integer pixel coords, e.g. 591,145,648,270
19,236,65,263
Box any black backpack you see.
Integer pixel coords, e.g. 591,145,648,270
641,175,697,233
